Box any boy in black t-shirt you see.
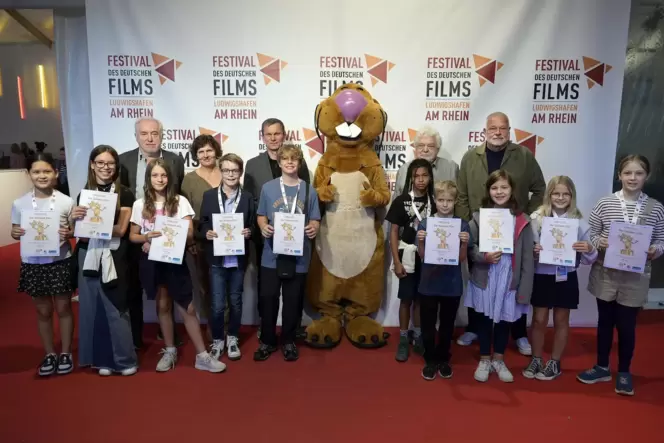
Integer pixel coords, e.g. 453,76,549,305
386,159,435,362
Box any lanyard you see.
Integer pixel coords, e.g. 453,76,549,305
217,186,241,213
280,177,300,214
32,189,57,211
616,190,646,225
409,190,430,222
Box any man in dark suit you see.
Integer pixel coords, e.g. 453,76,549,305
119,117,186,349
244,118,310,337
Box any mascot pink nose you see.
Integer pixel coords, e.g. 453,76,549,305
334,89,368,123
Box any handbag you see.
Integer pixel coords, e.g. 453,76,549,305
275,181,309,279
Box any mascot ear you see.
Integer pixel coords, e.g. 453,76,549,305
314,103,324,147
375,109,388,155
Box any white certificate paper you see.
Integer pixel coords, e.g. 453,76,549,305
148,216,189,264
273,212,305,256
479,208,514,253
539,217,579,266
74,190,117,240
603,222,653,274
20,210,60,257
424,217,461,265
212,213,245,256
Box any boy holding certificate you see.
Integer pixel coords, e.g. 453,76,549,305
199,153,256,361
416,181,470,380
578,155,664,396
255,145,320,362
129,159,225,373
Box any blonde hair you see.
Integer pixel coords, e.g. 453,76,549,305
220,153,244,172
277,144,303,164
433,180,458,199
534,175,582,220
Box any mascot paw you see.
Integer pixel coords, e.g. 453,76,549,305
345,316,390,349
317,184,337,203
305,317,343,348
359,182,379,207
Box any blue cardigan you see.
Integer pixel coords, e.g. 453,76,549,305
198,186,256,270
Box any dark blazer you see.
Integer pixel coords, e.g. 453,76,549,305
198,186,256,270
119,148,186,194
243,151,310,208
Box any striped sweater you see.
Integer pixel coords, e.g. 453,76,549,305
588,193,664,259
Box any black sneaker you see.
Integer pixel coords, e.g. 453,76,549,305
38,354,57,377
421,363,437,381
57,353,74,375
536,359,562,381
253,343,276,361
282,343,299,362
438,362,453,379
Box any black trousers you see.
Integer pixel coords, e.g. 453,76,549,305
596,298,639,373
127,246,144,348
467,307,527,341
478,314,512,356
259,267,306,347
420,295,461,365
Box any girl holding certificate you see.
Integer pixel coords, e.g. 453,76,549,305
11,153,75,377
525,176,596,381
466,170,534,383
129,159,226,373
199,153,256,361
578,155,664,396
70,145,137,376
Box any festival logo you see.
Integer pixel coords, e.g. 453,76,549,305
107,52,182,119
531,56,613,125
375,129,409,192
162,126,228,170
318,54,395,97
424,54,503,122
514,129,545,156
467,129,487,150
212,53,287,120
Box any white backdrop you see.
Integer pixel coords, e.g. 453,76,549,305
85,0,631,326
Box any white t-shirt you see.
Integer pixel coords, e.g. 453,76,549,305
130,195,195,234
11,190,75,264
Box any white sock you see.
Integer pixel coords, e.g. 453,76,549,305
166,346,177,354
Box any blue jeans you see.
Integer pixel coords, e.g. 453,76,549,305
209,265,245,340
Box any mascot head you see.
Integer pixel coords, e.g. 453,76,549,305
315,83,387,149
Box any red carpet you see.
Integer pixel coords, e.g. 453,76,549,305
1,242,663,443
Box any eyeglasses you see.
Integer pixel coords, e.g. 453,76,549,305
222,169,241,176
94,161,116,169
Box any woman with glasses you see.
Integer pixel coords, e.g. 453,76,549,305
180,135,223,342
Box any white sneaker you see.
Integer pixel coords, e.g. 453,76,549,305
121,366,138,376
457,332,478,346
210,340,225,361
474,359,492,382
227,336,241,361
195,351,227,373
492,360,515,383
98,368,112,376
516,337,532,356
156,348,177,372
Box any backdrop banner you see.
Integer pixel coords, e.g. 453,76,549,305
86,0,631,326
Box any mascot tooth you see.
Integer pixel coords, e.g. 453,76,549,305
306,84,391,348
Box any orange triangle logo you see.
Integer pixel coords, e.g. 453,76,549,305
478,77,487,86
605,64,612,73
256,53,275,67
537,136,545,145
302,128,317,140
582,56,601,71
370,77,379,86
158,75,167,85
514,129,532,141
281,60,288,69
473,54,492,68
151,52,169,67
364,54,383,67
497,62,504,70
408,128,418,145
587,79,595,89
388,62,396,71
263,75,271,85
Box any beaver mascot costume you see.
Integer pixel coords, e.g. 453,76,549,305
305,83,391,349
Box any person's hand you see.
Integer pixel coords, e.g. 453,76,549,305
648,245,657,260
58,228,71,242
71,206,88,220
11,226,25,239
305,223,318,239
242,228,251,239
206,230,218,240
573,241,593,253
393,262,407,278
598,237,609,250
145,231,162,243
533,243,542,258
485,251,502,264
459,232,470,244
261,224,274,239
417,230,426,242
142,242,151,254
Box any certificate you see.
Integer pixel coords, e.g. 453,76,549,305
424,217,461,265
479,208,514,253
148,216,189,264
273,212,305,256
603,222,653,273
539,217,579,266
212,213,245,256
74,190,117,240
20,210,60,257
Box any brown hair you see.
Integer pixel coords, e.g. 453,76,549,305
277,144,303,164
220,153,244,172
261,118,285,135
142,159,180,220
481,169,520,214
189,134,222,159
618,154,650,175
86,145,122,210
433,180,458,199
